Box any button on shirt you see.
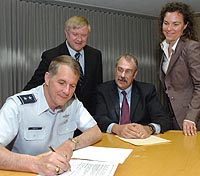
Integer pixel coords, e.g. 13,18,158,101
0,85,96,155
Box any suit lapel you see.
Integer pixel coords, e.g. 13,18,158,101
83,46,89,83
159,53,170,90
129,84,140,121
110,81,120,121
60,41,70,55
166,39,185,75
159,53,165,84
77,45,90,87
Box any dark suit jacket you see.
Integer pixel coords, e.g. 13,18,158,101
24,41,103,115
160,38,200,130
94,80,172,133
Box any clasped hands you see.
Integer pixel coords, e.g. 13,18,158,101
112,123,152,139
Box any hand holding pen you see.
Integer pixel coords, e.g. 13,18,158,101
48,145,71,174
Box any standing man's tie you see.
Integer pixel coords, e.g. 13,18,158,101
75,52,84,85
120,91,130,124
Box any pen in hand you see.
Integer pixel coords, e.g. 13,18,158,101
48,145,68,159
48,145,67,158
48,145,71,171
48,145,56,152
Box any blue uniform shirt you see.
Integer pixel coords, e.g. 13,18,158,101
0,85,96,155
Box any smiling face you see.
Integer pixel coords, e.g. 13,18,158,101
162,11,187,44
44,64,79,110
65,25,89,52
115,56,137,90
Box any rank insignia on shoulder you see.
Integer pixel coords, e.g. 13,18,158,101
17,94,37,104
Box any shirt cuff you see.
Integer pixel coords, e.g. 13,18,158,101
149,123,161,134
184,119,195,124
106,123,116,133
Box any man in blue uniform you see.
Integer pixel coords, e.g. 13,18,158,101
0,55,102,175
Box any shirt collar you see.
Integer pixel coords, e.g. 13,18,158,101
38,85,77,115
66,41,84,58
118,85,132,95
61,94,76,111
37,84,49,115
161,38,180,53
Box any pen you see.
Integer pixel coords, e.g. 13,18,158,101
48,145,56,152
48,146,61,174
48,145,71,171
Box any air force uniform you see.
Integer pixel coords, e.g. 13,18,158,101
0,85,97,155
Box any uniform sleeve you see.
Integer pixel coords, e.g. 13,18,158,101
75,100,97,132
0,98,20,146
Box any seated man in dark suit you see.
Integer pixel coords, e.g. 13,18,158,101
95,53,172,139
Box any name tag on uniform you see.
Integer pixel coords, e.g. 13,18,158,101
28,127,43,130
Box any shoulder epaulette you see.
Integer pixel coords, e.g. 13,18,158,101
17,94,37,104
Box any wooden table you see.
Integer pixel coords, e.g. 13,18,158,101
1,130,200,176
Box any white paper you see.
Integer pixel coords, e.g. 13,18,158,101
116,135,171,145
72,146,132,164
60,159,118,176
37,159,118,176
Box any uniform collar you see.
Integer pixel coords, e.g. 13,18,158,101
37,85,50,115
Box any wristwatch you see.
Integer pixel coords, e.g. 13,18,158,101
147,124,156,135
69,138,79,151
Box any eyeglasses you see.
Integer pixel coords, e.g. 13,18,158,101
117,67,134,75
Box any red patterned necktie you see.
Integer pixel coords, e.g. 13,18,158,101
120,91,130,124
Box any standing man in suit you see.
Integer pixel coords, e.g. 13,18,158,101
24,16,103,116
94,53,171,139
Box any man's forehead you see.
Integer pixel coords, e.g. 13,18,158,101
117,58,135,67
55,64,72,75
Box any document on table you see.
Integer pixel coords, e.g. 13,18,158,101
59,159,118,176
37,146,132,176
72,146,133,164
116,135,171,145
37,160,118,176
